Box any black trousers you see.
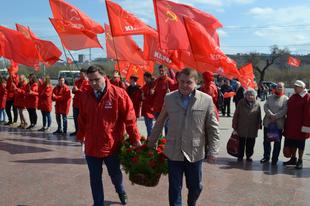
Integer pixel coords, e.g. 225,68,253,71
238,137,256,159
5,100,18,123
27,108,37,126
222,98,231,116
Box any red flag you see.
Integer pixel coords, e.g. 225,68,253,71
223,92,236,98
50,18,102,50
238,63,255,89
16,23,62,67
104,24,146,65
125,64,145,86
115,61,131,77
106,0,156,36
288,56,301,67
49,0,104,34
183,17,239,78
66,57,73,64
0,26,39,67
153,0,222,50
7,60,19,75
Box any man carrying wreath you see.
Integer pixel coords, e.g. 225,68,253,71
148,68,220,206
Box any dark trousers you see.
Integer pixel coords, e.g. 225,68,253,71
73,107,79,132
27,108,37,126
222,98,231,116
144,116,153,137
5,100,18,123
86,155,125,206
168,159,203,206
238,137,256,159
56,113,67,133
263,127,282,162
41,111,51,128
154,112,168,136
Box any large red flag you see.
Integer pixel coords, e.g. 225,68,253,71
104,24,146,65
288,56,301,67
183,17,239,78
0,26,39,67
153,0,222,50
16,23,62,67
238,63,256,89
7,60,19,75
49,0,104,34
106,0,156,36
50,18,102,50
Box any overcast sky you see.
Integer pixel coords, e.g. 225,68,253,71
1,0,310,61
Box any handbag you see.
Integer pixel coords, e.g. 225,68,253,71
266,122,281,142
226,132,240,157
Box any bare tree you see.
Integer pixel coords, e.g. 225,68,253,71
247,45,289,82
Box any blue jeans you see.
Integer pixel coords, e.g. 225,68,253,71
0,109,6,121
154,112,168,136
73,107,79,132
41,111,51,128
263,127,282,162
86,155,125,206
56,113,67,133
144,116,153,137
168,159,203,206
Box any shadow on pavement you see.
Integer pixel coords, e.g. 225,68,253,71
6,138,80,147
104,200,123,206
214,157,310,178
0,141,52,154
12,157,86,165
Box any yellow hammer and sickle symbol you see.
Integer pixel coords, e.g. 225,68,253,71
132,66,138,74
165,10,178,22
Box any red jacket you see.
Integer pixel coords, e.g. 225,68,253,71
14,80,27,109
141,82,155,119
127,85,142,118
153,75,176,113
6,74,19,101
72,78,91,108
25,82,39,109
0,83,7,109
111,78,127,90
77,79,140,157
284,92,310,140
38,84,53,112
52,84,71,115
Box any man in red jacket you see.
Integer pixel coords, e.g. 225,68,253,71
52,76,71,135
71,68,90,136
5,73,19,125
25,74,39,129
77,65,141,206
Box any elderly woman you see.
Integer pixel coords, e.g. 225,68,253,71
261,82,288,165
233,88,262,161
283,80,310,169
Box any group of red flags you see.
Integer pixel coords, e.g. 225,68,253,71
0,0,302,84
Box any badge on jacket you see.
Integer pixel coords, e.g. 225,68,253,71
104,100,113,109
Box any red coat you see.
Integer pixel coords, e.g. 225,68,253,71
72,78,91,108
284,93,310,140
127,85,142,118
52,84,71,115
152,76,176,113
111,78,127,90
0,83,7,109
141,82,155,119
25,82,39,109
6,74,19,101
14,80,27,109
38,84,53,112
77,79,140,158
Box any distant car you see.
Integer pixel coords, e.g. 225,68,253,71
58,70,80,86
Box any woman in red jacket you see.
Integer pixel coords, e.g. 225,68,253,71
52,76,71,135
13,75,28,128
38,76,53,131
5,73,19,125
0,76,7,123
126,75,142,120
283,80,310,169
25,74,39,129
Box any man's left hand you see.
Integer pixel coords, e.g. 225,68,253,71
207,155,216,164
132,140,142,148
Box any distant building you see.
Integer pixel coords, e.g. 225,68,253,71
78,54,85,63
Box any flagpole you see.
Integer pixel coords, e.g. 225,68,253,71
67,49,81,70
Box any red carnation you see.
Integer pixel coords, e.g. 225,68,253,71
141,144,148,150
149,160,157,168
131,156,139,164
148,151,154,157
159,138,167,144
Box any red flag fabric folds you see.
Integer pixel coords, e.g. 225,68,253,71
7,60,19,75
106,0,156,36
153,0,222,50
288,56,301,67
0,25,39,67
238,63,256,89
104,24,146,65
16,23,62,67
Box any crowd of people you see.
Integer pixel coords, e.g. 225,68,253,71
0,65,309,206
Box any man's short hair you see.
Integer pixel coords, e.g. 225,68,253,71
87,64,106,76
178,68,198,81
80,68,87,73
143,72,152,78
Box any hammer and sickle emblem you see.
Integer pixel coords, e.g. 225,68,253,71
165,10,178,22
